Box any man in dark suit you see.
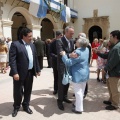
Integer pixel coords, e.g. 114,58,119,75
34,36,45,70
9,28,41,117
56,26,75,110
50,31,63,95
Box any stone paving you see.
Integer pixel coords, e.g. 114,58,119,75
0,58,120,120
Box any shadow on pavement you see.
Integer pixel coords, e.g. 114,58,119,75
0,102,13,116
31,89,73,117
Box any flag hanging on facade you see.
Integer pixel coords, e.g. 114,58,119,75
60,5,70,23
29,0,71,23
29,0,48,18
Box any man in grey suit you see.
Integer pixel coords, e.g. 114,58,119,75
56,26,75,110
34,36,45,70
9,28,41,117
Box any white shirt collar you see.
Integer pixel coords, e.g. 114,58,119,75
64,35,69,42
22,39,26,45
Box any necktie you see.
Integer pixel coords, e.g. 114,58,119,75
68,40,71,49
25,44,33,69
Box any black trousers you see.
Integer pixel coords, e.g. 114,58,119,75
52,59,58,91
47,55,52,67
58,69,69,102
37,56,43,70
13,70,33,110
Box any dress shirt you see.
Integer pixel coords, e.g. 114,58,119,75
64,35,71,49
22,40,33,70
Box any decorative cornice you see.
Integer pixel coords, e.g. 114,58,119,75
27,24,42,30
2,20,13,27
83,16,109,20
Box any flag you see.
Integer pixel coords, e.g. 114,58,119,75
29,0,48,18
60,5,70,23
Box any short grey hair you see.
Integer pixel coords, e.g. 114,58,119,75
77,38,89,47
78,33,86,39
65,26,74,32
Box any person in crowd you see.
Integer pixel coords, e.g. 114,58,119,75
32,37,37,44
60,37,89,114
99,40,109,83
9,27,41,117
96,39,104,82
6,37,12,69
90,38,99,66
34,36,45,70
50,31,63,95
103,30,120,110
7,37,12,49
45,39,52,68
56,26,75,110
0,37,8,73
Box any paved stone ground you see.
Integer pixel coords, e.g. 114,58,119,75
0,58,120,120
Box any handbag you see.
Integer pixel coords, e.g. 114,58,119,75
62,66,72,85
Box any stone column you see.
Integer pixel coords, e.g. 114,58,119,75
0,1,3,37
2,20,13,38
53,28,63,38
27,24,42,39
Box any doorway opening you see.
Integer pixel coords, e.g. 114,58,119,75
88,26,102,43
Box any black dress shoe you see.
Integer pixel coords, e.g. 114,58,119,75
53,91,57,95
23,107,33,114
12,109,18,117
57,100,64,110
105,105,117,110
72,104,75,108
103,100,111,105
97,78,100,82
63,98,72,103
72,108,82,114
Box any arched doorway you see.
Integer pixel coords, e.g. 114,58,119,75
88,26,102,43
12,12,27,41
41,18,54,40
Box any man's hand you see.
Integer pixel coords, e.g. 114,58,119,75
60,51,66,56
13,74,19,81
93,48,100,53
69,52,78,58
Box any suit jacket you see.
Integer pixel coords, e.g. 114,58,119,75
56,36,74,71
34,39,45,57
104,42,120,77
62,48,89,83
50,39,57,61
9,40,40,80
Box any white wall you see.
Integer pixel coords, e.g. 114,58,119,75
73,0,120,38
1,4,13,20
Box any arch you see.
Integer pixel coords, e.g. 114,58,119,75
39,14,59,29
41,18,54,40
88,25,102,43
8,7,32,25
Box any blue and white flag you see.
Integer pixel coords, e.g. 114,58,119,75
29,0,48,18
60,5,70,23
29,0,70,23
